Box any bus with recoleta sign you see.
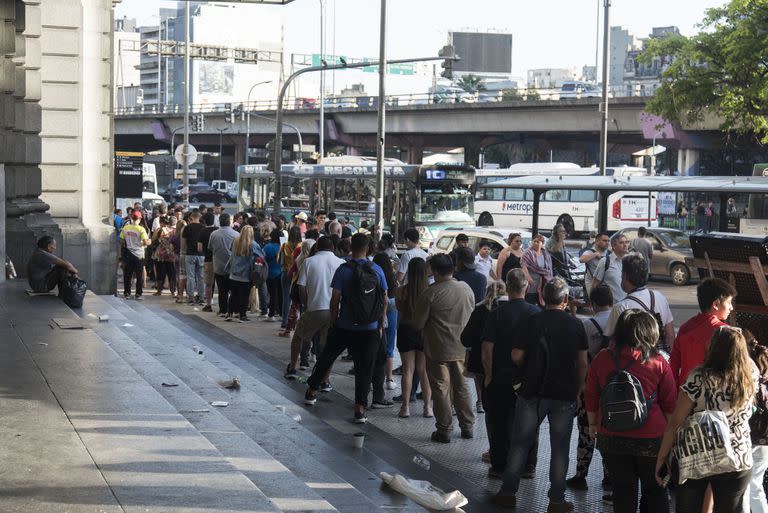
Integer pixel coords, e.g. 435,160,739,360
236,156,474,245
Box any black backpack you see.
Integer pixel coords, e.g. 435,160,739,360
346,260,385,326
600,351,656,432
625,291,667,351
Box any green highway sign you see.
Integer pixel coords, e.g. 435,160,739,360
311,54,414,75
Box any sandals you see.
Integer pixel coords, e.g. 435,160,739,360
423,408,434,418
398,408,410,418
277,329,291,337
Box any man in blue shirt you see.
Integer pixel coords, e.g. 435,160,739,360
304,233,388,423
454,247,487,305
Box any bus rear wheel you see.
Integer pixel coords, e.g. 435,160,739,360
477,212,494,227
557,214,575,237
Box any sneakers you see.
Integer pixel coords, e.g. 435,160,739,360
318,382,333,393
202,305,212,312
123,293,132,300
491,494,516,507
304,388,318,405
430,431,450,444
284,365,297,380
565,476,588,490
134,295,143,301
239,316,250,323
298,360,310,371
263,316,278,322
546,501,574,513
353,410,368,424
476,400,485,414
385,379,398,390
371,399,394,409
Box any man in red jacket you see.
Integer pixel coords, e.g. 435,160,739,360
669,277,737,386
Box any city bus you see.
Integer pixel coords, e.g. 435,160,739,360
474,163,657,235
741,163,768,236
236,156,475,244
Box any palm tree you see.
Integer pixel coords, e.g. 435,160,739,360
456,74,486,94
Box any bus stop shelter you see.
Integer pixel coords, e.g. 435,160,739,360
490,175,768,234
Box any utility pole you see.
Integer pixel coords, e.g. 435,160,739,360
319,0,325,161
217,127,228,181
183,2,191,206
374,0,387,240
599,0,611,176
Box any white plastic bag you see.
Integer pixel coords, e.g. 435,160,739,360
380,472,468,510
673,410,740,484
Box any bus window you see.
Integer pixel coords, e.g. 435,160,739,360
504,188,526,201
570,190,598,202
543,190,568,202
490,188,504,201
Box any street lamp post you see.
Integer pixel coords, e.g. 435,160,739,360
182,1,190,207
319,0,325,161
217,127,229,181
245,80,273,165
598,0,611,177
374,0,387,240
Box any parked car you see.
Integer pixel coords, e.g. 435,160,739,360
613,227,698,286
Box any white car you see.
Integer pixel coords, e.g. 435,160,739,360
431,227,533,259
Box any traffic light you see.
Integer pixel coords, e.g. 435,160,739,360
198,113,205,132
265,139,276,172
439,45,457,80
224,103,232,124
191,114,205,132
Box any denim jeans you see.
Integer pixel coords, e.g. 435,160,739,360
745,445,768,513
385,299,398,358
185,255,205,299
258,282,269,315
500,396,576,502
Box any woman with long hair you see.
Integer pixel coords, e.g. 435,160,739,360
373,252,399,393
227,225,261,322
521,233,552,306
172,219,187,303
655,326,758,512
546,223,571,281
395,257,433,419
584,310,676,513
495,232,524,282
745,330,768,513
280,238,316,339
278,225,303,335
151,216,177,296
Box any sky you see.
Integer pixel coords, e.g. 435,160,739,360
115,0,725,95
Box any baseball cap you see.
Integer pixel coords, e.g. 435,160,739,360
132,210,143,220
296,212,308,221
456,247,476,269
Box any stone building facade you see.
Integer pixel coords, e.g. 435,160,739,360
2,0,116,293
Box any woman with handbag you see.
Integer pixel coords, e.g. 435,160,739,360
584,309,676,513
226,226,261,322
278,226,302,334
655,326,758,513
280,239,315,338
151,216,177,296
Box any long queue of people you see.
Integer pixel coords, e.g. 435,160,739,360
115,204,768,513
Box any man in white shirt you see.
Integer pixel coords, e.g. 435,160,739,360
474,241,497,281
284,236,344,380
397,228,428,285
591,234,629,302
604,253,675,352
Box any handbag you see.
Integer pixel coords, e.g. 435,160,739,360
672,408,740,484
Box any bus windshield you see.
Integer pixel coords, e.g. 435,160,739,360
417,183,473,223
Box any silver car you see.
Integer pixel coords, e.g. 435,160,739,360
614,227,698,286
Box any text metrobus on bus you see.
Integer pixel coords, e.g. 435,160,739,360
474,162,657,235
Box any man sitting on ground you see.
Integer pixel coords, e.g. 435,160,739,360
27,236,79,293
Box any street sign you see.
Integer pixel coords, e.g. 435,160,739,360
292,144,316,153
174,168,197,179
174,143,198,166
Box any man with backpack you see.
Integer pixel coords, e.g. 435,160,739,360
604,254,675,353
566,284,614,491
303,233,388,424
493,277,588,512
591,233,629,303
411,253,476,443
579,232,610,298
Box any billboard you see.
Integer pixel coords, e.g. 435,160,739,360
198,61,234,95
450,32,512,74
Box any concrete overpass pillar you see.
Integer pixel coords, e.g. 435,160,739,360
464,145,482,168
404,145,423,165
1,1,62,277
678,148,700,176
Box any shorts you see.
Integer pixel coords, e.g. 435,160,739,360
204,262,215,287
294,310,332,350
396,323,423,353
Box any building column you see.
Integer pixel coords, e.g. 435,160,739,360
677,149,685,176
677,148,700,176
2,0,62,274
38,0,115,294
404,145,423,165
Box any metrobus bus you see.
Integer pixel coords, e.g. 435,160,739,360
236,156,475,244
741,163,768,236
474,162,657,235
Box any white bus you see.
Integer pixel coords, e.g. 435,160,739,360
475,163,657,235
741,163,768,236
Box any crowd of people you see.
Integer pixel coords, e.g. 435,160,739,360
110,201,768,513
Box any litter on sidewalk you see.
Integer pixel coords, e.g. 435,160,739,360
379,472,468,511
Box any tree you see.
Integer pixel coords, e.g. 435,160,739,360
640,0,768,143
525,89,541,101
501,88,523,101
456,74,486,94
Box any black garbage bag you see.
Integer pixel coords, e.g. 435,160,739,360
60,275,87,309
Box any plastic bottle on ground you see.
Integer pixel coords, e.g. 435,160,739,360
413,455,430,470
